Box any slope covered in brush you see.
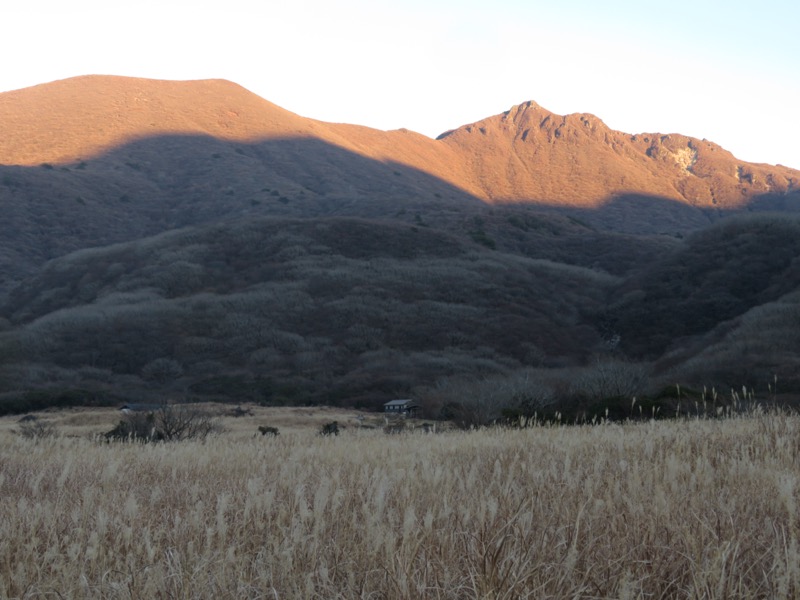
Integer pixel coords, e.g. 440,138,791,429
605,215,800,360
0,217,618,408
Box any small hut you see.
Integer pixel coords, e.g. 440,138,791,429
383,399,420,418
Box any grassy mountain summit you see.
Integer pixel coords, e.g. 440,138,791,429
3,75,797,205
1,76,800,416
439,100,800,208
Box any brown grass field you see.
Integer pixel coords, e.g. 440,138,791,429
2,405,800,598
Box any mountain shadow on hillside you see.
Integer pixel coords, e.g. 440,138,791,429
500,192,713,234
2,126,800,411
3,213,800,414
0,216,619,411
0,132,482,296
3,131,798,300
601,214,800,366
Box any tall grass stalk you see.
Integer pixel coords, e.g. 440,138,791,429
1,410,799,598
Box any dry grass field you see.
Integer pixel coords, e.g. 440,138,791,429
2,405,800,598
0,405,377,440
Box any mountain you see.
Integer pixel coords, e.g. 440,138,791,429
4,76,798,205
3,76,798,206
2,75,800,417
1,75,799,295
0,75,476,195
438,100,800,209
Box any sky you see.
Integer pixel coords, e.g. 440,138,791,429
4,0,800,169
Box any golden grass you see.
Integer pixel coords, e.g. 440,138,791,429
0,405,382,440
2,409,800,598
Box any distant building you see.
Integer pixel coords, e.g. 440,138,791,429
383,399,420,418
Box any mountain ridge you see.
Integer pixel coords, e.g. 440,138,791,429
0,75,481,199
438,99,799,208
2,75,798,209
1,74,799,295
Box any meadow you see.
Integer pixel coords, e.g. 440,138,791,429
2,406,800,598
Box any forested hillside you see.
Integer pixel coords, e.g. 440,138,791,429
2,76,800,419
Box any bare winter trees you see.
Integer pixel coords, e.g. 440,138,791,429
106,403,220,442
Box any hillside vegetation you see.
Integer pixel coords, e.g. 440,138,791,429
2,77,800,417
2,213,800,419
0,217,622,412
605,216,800,388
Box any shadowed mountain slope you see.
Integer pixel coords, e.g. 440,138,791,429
3,214,800,411
2,75,799,296
0,217,616,407
0,132,689,297
0,132,482,296
2,77,800,412
605,214,800,362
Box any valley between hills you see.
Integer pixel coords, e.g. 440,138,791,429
2,75,800,422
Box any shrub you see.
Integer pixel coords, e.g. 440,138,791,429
17,417,57,439
230,406,253,417
383,420,406,434
468,229,496,249
258,425,279,436
422,369,558,428
106,404,221,442
320,421,339,436
105,412,157,442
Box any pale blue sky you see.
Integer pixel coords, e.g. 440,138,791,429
4,0,799,168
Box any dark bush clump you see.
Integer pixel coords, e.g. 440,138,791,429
320,421,339,436
17,417,57,439
105,404,220,443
